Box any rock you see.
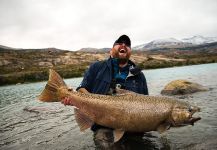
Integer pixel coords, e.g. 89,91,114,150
161,80,208,95
0,60,11,66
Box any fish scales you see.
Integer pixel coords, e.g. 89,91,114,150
58,88,184,132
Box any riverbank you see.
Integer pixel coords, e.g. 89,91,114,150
1,47,217,86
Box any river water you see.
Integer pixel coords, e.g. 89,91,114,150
0,63,217,150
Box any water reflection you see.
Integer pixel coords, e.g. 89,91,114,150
93,129,171,150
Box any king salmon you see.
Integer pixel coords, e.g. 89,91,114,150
38,69,201,142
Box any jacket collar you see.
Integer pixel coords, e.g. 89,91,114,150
106,57,141,76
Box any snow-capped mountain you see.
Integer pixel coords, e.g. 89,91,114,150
133,38,192,50
181,35,217,45
0,45,17,50
133,35,217,50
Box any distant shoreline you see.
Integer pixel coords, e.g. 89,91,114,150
1,44,217,86
1,61,217,86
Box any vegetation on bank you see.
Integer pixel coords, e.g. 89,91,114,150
138,55,217,69
0,64,88,86
1,56,217,86
0,47,217,86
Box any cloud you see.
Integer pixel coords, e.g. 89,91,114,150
0,0,217,50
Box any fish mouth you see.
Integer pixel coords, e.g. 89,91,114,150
180,114,201,126
188,107,201,125
189,117,201,125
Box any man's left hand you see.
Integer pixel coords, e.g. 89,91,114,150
61,97,74,106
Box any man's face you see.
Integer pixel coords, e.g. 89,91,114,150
110,43,131,61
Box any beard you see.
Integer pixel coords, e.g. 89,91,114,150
118,57,129,64
110,46,131,65
113,52,130,64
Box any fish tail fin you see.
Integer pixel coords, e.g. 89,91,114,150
38,69,67,102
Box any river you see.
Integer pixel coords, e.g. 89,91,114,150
0,63,217,150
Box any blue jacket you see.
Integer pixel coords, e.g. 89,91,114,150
77,57,148,95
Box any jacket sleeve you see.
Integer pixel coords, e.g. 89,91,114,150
141,73,149,95
76,62,98,92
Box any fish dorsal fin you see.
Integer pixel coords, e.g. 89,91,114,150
115,88,136,95
157,123,170,133
113,129,125,142
74,108,94,131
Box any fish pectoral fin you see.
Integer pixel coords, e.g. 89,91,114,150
157,123,170,133
74,108,94,131
113,129,125,142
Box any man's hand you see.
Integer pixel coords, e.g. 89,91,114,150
61,88,89,106
77,88,89,94
61,97,74,106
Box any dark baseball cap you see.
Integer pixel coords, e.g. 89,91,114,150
113,35,131,48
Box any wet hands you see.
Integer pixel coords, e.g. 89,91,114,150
61,97,74,106
61,88,89,106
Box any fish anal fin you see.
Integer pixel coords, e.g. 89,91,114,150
113,129,125,142
74,108,94,131
157,123,170,133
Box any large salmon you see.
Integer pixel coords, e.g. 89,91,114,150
38,69,201,142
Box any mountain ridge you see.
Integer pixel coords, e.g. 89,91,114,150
1,35,217,52
0,40,217,86
133,35,217,51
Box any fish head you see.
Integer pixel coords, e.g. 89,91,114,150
171,103,201,127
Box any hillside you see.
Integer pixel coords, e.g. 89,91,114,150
0,43,217,86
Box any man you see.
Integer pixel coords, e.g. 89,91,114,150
62,35,148,147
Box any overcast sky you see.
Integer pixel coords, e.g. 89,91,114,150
0,0,217,50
